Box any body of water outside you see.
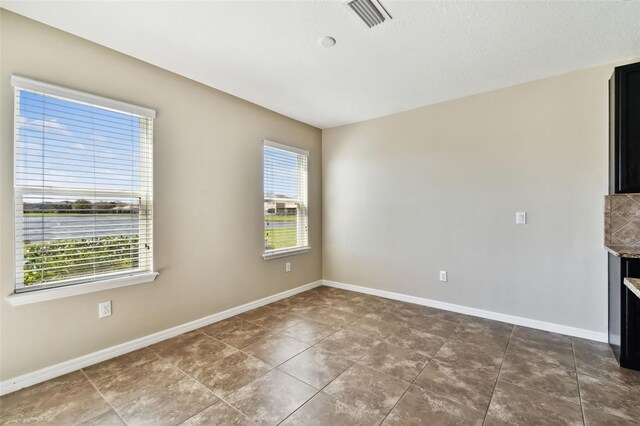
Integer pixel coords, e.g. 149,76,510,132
22,215,295,241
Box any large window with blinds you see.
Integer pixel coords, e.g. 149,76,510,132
263,140,310,259
12,76,155,293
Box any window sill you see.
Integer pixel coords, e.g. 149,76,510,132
263,247,311,260
6,272,159,306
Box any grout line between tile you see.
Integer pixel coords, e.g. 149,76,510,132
152,340,264,425
181,396,254,425
300,300,470,424
272,370,322,425
78,369,127,426
481,325,514,425
373,317,465,423
80,348,160,384
203,300,366,423
492,332,585,407
572,340,587,426
275,349,367,425
376,356,428,424
275,305,388,424
376,325,492,424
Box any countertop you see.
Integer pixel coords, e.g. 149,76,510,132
605,245,640,259
623,278,640,299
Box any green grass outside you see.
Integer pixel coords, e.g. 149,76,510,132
264,215,296,222
264,227,297,250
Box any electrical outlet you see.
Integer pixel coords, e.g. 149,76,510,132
439,271,448,282
98,301,112,318
285,262,291,273
516,211,527,224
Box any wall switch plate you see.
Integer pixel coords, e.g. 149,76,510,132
516,211,527,224
439,271,448,282
285,262,291,273
98,301,112,318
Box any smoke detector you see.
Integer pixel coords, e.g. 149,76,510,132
345,0,392,28
318,36,337,48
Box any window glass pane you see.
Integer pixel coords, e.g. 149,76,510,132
263,143,308,252
14,86,153,291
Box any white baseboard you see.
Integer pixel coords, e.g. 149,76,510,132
323,279,608,343
0,280,322,396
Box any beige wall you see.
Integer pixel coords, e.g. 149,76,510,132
322,61,637,335
0,10,322,380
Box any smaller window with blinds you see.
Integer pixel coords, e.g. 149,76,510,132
12,76,156,292
263,140,310,259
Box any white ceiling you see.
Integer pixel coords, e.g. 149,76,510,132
2,1,640,129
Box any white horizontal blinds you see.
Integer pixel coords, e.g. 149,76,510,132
264,141,309,253
13,79,154,292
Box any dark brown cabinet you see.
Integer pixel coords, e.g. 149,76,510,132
608,60,640,370
608,254,640,370
610,61,640,194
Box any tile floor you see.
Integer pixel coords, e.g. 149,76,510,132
2,285,640,425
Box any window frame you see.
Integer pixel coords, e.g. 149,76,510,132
8,76,158,305
262,139,310,260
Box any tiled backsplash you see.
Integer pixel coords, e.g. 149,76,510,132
605,194,640,246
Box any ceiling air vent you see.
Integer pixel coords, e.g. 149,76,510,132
345,0,392,28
